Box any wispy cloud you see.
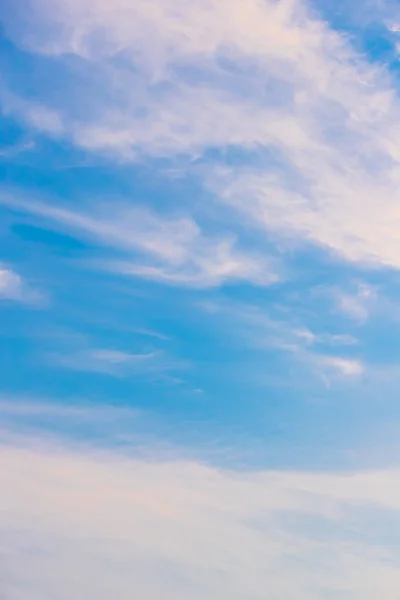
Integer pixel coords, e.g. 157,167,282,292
1,194,277,288
54,347,160,375
333,283,377,323
293,329,358,347
0,399,139,420
40,327,186,380
3,0,400,274
200,298,364,384
282,345,365,385
312,354,365,381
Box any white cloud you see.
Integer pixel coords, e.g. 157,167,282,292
199,298,364,385
1,194,277,288
0,267,23,299
54,347,160,375
0,265,42,303
289,329,364,382
293,328,358,347
314,354,365,378
3,0,400,271
287,348,365,384
2,427,400,599
200,298,359,353
39,326,186,379
4,0,387,156
334,283,377,322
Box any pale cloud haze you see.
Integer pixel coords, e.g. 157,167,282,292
2,425,400,600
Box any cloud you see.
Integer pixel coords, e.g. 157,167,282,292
1,193,277,288
0,267,23,299
0,400,148,449
54,347,160,375
2,424,400,599
0,138,35,159
3,0,400,272
3,0,386,159
38,327,186,380
0,399,139,420
50,346,187,383
313,354,365,379
287,330,364,382
287,347,365,384
333,283,377,323
0,265,43,304
198,298,365,388
294,329,358,346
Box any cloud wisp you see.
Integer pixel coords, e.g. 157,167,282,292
200,298,365,385
1,193,277,288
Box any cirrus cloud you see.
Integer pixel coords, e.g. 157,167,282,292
2,0,400,273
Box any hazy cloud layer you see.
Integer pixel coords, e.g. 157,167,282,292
2,423,400,600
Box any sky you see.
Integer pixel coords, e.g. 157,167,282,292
3,0,400,597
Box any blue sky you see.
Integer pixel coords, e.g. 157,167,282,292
3,0,400,597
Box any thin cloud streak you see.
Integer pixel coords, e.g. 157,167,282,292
0,193,278,288
199,298,365,383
